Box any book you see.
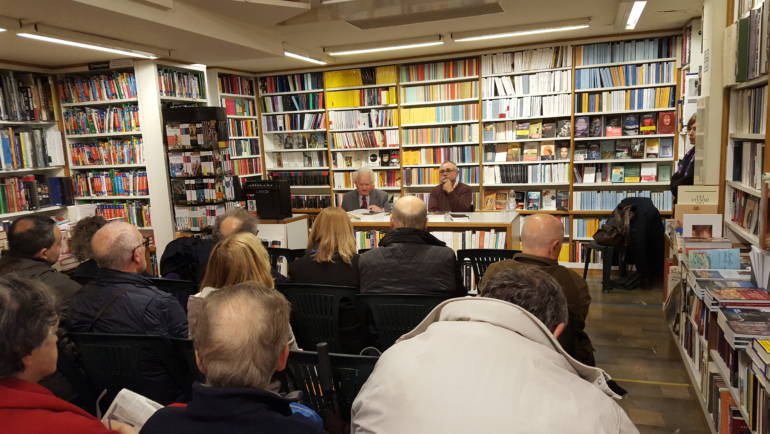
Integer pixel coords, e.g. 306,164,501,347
657,112,676,134
539,142,555,160
656,164,672,182
556,190,569,211
624,163,641,182
622,114,639,136
614,140,631,159
508,144,522,161
589,117,603,137
542,189,556,210
529,120,543,139
688,248,742,269
645,139,660,158
611,165,625,182
659,138,674,158
556,145,569,160
600,141,615,159
526,191,541,210
516,121,530,139
495,144,508,162
574,144,587,161
640,113,657,135
556,119,571,137
583,166,597,183
605,116,622,136
101,388,163,429
587,143,601,160
574,116,589,137
720,308,770,337
541,121,556,138
641,162,657,182
683,213,723,238
629,140,644,158
522,143,539,161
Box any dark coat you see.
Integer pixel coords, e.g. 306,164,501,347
141,383,325,434
355,228,464,297
0,256,81,309
70,259,100,285
288,252,357,287
482,253,595,367
159,237,215,284
619,197,665,287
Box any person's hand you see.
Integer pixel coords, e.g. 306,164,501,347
442,180,454,194
103,420,139,434
368,205,383,213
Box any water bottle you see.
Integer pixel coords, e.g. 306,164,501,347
507,190,517,211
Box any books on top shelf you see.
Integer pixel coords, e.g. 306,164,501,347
0,71,55,121
157,67,205,100
400,58,479,82
68,137,143,167
259,73,323,94
218,74,254,96
324,66,397,88
481,46,572,75
261,93,324,113
575,36,677,66
730,86,767,135
734,2,769,82
58,71,137,103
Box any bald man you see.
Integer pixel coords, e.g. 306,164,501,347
481,214,595,366
354,196,464,297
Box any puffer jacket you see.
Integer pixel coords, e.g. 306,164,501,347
352,297,639,434
0,256,81,309
354,228,464,297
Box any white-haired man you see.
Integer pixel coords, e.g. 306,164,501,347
340,167,391,212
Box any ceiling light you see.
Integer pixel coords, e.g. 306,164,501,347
18,33,159,59
284,51,327,65
0,28,6,33
16,24,165,59
325,35,443,56
626,1,647,30
452,19,590,42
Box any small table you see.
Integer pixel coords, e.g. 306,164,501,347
581,241,615,292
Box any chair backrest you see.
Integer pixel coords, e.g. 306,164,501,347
283,348,378,421
456,249,519,287
149,278,199,312
277,283,359,352
170,338,206,383
356,293,448,351
68,333,194,406
358,248,371,254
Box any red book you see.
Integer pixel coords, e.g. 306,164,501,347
657,111,676,134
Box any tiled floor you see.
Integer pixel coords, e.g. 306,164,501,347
584,276,710,434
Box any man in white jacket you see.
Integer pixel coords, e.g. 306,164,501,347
351,266,638,434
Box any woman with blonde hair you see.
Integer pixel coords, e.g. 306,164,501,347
288,206,358,286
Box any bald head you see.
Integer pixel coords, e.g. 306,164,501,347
92,222,146,272
521,214,564,260
391,196,427,230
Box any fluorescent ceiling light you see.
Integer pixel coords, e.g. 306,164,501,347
325,36,443,56
16,24,164,59
626,1,647,30
452,19,590,42
17,33,159,59
284,51,327,65
0,28,6,32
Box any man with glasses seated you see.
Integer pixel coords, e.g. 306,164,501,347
65,222,188,403
428,161,473,212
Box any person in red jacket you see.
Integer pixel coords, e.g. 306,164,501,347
0,276,135,434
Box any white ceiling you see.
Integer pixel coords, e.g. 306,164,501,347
0,0,703,73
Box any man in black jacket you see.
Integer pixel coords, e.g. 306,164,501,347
355,196,465,297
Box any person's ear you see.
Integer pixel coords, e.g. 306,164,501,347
33,247,48,261
275,344,290,372
132,245,144,265
389,215,396,230
552,322,566,338
194,349,206,375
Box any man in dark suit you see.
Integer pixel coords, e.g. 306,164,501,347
340,168,391,212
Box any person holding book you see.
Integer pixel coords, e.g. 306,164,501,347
428,161,473,212
340,167,391,212
0,276,135,434
670,114,696,199
352,266,637,434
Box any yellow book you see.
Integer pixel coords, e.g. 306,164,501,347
324,69,362,89
375,66,397,84
326,90,359,109
558,244,570,262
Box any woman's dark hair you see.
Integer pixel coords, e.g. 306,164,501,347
70,215,108,261
7,215,55,258
0,277,58,378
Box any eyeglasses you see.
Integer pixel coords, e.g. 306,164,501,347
132,236,150,253
438,168,457,174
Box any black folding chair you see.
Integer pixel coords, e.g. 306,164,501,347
149,278,199,312
171,338,206,383
267,247,306,269
276,283,360,352
356,293,448,351
456,248,519,289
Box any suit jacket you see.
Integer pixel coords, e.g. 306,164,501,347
340,189,391,212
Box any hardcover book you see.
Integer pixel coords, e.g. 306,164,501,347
629,139,644,158
516,121,531,139
622,114,639,136
615,140,631,159
557,119,571,137
574,144,587,161
526,191,541,210
611,165,625,183
494,144,508,162
605,116,622,136
688,248,742,269
600,142,615,159
529,121,543,139
574,116,589,138
589,117,603,137
522,143,539,161
624,163,641,182
542,189,557,210
660,138,674,158
645,139,660,158
640,113,657,135
541,121,556,138
508,144,522,161
587,143,601,160
657,112,676,134
640,162,657,182
583,166,597,183
557,145,570,161
556,190,569,211
539,142,555,160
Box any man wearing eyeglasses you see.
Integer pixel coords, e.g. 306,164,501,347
428,161,473,212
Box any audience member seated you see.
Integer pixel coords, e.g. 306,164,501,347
0,276,135,434
428,161,473,212
0,215,80,308
194,232,297,349
352,266,637,434
289,207,358,286
355,196,464,297
340,167,392,212
482,214,595,366
160,208,286,284
141,282,325,434
69,215,107,284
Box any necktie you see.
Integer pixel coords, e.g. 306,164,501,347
361,195,368,209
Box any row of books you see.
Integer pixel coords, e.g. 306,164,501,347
73,170,149,197
574,138,674,160
270,151,327,169
228,119,257,137
262,113,325,132
0,71,55,122
328,108,397,130
218,74,254,96
0,175,54,214
572,189,673,211
483,94,570,119
575,88,676,113
95,202,152,227
291,194,331,209
575,62,675,89
168,151,221,178
166,121,220,150
484,71,571,99
572,217,606,238
157,68,205,100
269,171,330,186
259,73,323,94
174,203,229,232
731,140,765,190
334,171,400,188
401,104,478,124
266,132,325,150
402,125,479,145
484,142,568,162
483,163,569,185
63,105,141,135
727,190,761,235
227,138,260,158
400,82,477,103
331,130,399,149
170,177,237,204
571,240,604,264
399,59,479,82
575,37,677,66
327,88,397,109
402,145,477,165
261,93,324,113
731,86,767,135
69,138,143,167
324,66,397,88
519,189,568,211
223,156,260,176
480,46,572,75
58,71,137,103
1,128,51,170
403,166,479,185
574,111,676,136
332,150,400,169
735,3,769,82
573,162,672,183
483,118,571,141
222,97,256,117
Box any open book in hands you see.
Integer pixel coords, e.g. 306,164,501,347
100,388,163,430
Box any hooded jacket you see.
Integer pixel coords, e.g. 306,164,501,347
352,297,638,434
